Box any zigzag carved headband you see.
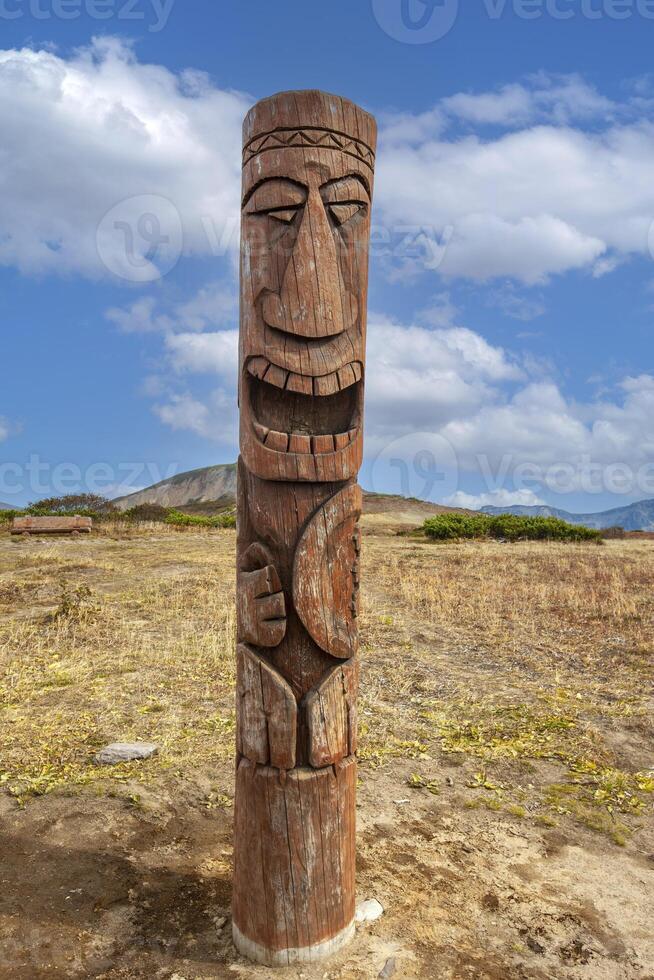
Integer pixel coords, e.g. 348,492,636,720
243,127,376,171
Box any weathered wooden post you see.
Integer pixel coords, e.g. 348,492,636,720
233,90,377,966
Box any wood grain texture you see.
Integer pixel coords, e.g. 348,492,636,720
233,757,357,965
238,542,287,647
236,643,297,770
11,516,92,535
234,89,376,964
305,660,359,768
293,483,362,659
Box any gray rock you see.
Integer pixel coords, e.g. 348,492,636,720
94,742,158,766
379,959,397,979
355,898,384,924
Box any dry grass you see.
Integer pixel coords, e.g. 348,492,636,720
0,528,237,804
358,535,654,843
0,527,652,841
1,523,654,977
377,538,653,663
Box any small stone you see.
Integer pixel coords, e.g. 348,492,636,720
379,959,397,979
445,776,454,787
355,899,384,924
214,915,227,931
94,742,159,766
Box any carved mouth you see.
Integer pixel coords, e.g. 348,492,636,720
246,357,362,454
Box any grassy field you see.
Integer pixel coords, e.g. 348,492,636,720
0,521,652,979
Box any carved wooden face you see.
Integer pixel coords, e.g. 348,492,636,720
240,120,375,482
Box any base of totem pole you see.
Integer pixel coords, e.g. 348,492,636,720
232,757,357,967
232,920,355,967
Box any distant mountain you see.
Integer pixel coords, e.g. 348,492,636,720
113,464,476,522
113,464,237,511
0,501,16,511
482,499,654,531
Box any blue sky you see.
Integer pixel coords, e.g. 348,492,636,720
2,0,654,511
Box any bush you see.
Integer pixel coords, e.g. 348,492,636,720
600,526,626,540
422,513,602,543
25,494,117,521
123,503,171,523
0,509,23,525
165,509,236,529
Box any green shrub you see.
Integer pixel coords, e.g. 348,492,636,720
165,509,236,529
422,513,602,543
123,503,171,523
25,494,117,522
0,509,23,525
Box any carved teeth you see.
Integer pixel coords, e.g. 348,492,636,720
264,364,289,389
248,357,270,381
314,374,340,397
248,358,363,393
264,429,289,452
256,427,357,453
286,372,313,395
312,434,335,454
288,433,312,454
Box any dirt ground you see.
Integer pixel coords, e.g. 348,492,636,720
0,520,652,979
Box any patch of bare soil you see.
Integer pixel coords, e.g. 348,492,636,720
0,529,652,979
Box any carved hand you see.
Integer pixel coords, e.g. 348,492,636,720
238,542,287,647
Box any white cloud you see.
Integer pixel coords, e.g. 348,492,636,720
364,314,523,436
446,489,546,510
3,49,654,288
106,280,237,333
0,417,9,442
141,297,654,499
376,76,654,283
153,393,211,436
106,295,174,333
175,281,237,331
153,389,236,442
440,75,615,128
362,319,654,498
105,278,239,437
442,84,534,127
0,38,247,277
165,329,238,377
486,284,546,321
439,381,591,468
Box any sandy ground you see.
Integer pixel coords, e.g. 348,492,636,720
0,523,652,979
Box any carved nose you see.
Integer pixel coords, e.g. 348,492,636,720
262,189,358,338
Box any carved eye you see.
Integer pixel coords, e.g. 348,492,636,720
267,207,301,224
329,202,366,227
244,179,306,220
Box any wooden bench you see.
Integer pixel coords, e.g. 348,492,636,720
11,516,93,536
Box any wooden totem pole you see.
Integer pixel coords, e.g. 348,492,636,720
233,90,377,965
